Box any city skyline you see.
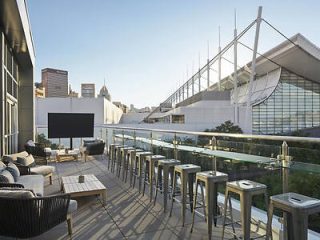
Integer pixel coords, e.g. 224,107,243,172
28,0,320,108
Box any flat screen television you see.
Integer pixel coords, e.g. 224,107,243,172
48,113,94,139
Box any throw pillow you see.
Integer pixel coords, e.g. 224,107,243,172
0,161,6,171
26,140,36,147
1,155,13,164
6,163,20,181
0,188,35,198
17,155,36,167
0,169,15,183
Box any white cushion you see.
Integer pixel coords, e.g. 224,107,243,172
0,188,35,198
0,169,15,183
44,147,52,153
30,166,55,176
4,151,29,162
68,199,78,213
26,140,36,147
16,175,44,197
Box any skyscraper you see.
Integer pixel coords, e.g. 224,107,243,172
41,68,68,97
81,83,95,98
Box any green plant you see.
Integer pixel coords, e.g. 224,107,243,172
36,133,59,149
214,120,243,133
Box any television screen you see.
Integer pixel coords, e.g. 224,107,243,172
48,113,94,138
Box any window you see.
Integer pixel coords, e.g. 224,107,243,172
171,115,185,124
253,69,320,134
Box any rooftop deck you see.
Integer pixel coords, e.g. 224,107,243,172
7,156,244,240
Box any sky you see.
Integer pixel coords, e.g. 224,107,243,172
28,0,320,108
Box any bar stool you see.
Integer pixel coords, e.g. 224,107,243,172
191,171,228,240
108,144,120,171
221,180,269,240
118,146,135,178
132,151,153,193
266,192,320,240
113,145,127,174
142,155,165,201
127,148,143,184
169,164,201,226
154,159,181,212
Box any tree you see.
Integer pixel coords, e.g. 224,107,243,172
197,121,243,146
214,120,243,133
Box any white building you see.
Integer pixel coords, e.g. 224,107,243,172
35,97,123,128
143,34,320,134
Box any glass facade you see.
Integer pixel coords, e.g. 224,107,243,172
1,33,19,154
253,69,320,134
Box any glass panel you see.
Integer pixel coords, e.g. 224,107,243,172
252,69,320,134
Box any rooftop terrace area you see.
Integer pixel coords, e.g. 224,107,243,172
3,156,240,240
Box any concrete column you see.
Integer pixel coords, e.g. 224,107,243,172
0,33,4,155
18,66,34,151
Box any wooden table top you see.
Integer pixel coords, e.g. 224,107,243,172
62,174,106,194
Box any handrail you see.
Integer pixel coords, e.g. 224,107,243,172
101,125,320,144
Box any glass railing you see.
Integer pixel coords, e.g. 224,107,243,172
36,125,320,236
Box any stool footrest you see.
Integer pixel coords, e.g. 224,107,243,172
223,220,241,226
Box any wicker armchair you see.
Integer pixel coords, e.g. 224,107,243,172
0,194,73,238
83,140,105,162
24,142,51,165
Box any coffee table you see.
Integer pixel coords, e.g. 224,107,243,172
56,150,79,162
61,174,107,206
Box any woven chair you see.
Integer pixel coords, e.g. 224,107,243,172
24,142,51,165
0,194,73,238
83,141,106,162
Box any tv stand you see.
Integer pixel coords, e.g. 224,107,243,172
70,137,73,150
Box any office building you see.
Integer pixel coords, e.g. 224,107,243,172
81,83,95,98
42,68,68,97
35,87,45,98
98,84,111,100
0,0,35,155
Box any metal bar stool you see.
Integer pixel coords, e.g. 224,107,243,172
221,180,269,240
266,192,320,240
118,146,135,178
154,159,181,212
113,145,127,174
127,148,143,184
142,155,165,201
108,144,120,171
169,164,201,226
191,171,228,240
132,151,152,193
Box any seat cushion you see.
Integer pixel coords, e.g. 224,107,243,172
68,199,78,213
6,163,20,181
30,166,55,176
16,175,44,197
0,188,35,198
0,169,15,183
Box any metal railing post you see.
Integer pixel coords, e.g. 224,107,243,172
211,137,217,171
122,130,125,146
133,130,136,148
150,131,153,152
278,141,292,240
173,133,178,159
112,129,115,144
105,128,109,153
